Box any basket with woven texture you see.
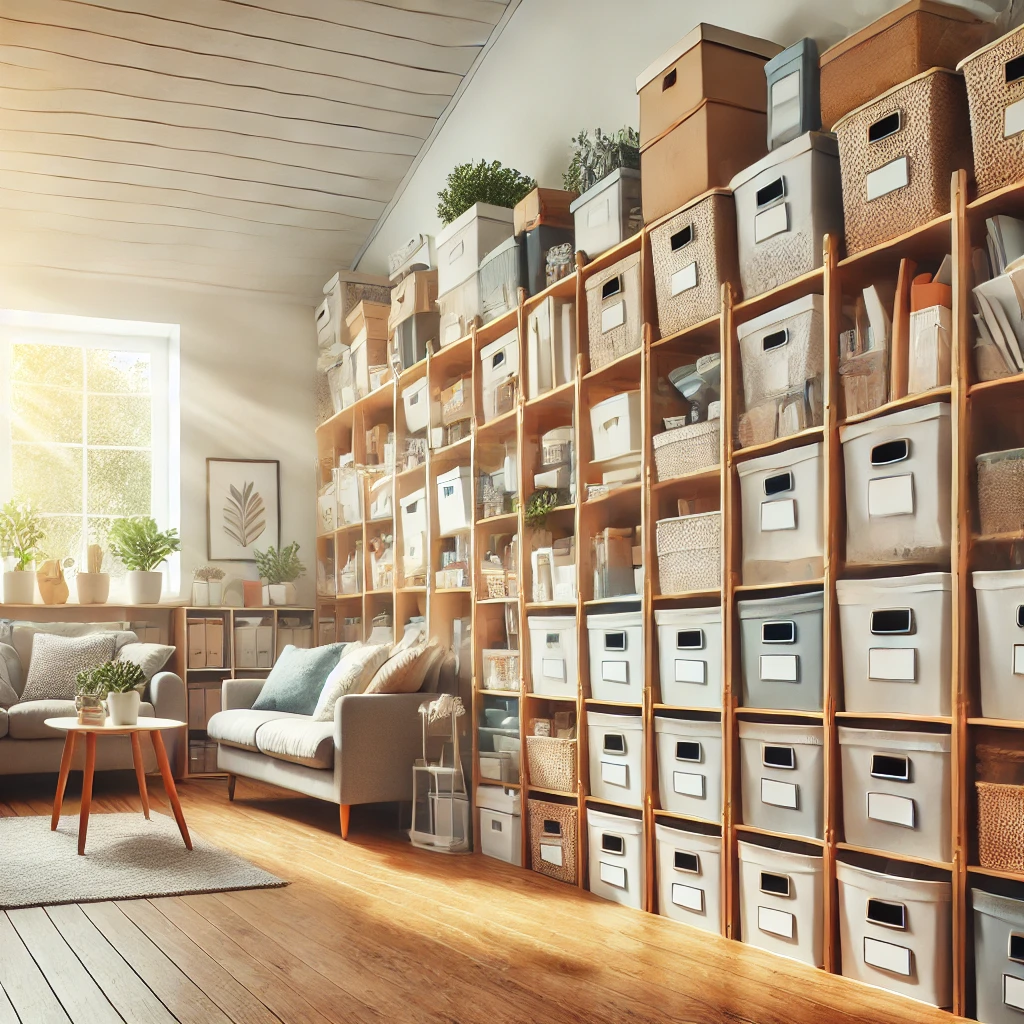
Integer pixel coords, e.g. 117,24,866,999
482,649,519,691
585,251,641,371
656,511,721,594
527,736,577,794
977,781,1024,873
653,420,721,481
528,798,578,884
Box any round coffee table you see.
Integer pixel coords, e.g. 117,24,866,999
45,717,191,855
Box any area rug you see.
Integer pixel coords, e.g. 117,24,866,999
0,812,286,910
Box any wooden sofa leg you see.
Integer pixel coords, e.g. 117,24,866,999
227,774,236,802
339,804,351,839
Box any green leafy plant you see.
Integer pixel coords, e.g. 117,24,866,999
76,660,146,696
0,501,45,570
253,542,305,585
436,160,536,226
108,517,181,572
563,127,640,195
523,489,562,528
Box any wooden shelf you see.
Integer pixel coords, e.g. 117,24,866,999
967,864,1024,883
583,347,641,383
476,511,518,528
734,579,824,594
524,692,577,702
837,212,951,272
835,842,952,873
529,785,577,799
969,369,1024,396
734,824,824,848
650,466,720,492
835,712,953,724
735,708,824,719
838,386,952,428
653,808,723,827
476,408,518,438
968,718,1024,730
733,265,824,322
524,380,576,411
732,426,824,464
478,689,522,698
651,313,720,350
652,588,721,602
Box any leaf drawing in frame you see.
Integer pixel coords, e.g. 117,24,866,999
223,481,267,547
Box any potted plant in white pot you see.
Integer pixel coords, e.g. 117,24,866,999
253,542,305,605
108,516,181,605
75,543,111,605
81,660,146,727
193,565,225,606
0,500,44,604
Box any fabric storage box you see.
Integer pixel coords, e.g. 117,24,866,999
833,68,971,256
399,487,427,576
836,573,952,717
435,202,514,295
655,715,723,823
649,188,739,338
570,168,642,261
973,889,1024,1024
587,808,645,910
437,274,481,347
977,448,1024,536
840,402,952,567
653,420,721,481
655,511,722,594
736,442,824,586
526,296,575,399
738,838,824,967
476,785,522,866
526,736,577,795
838,726,952,863
393,312,438,370
819,0,992,130
480,750,517,784
479,236,522,323
974,570,1024,720
401,377,428,434
977,775,1024,874
587,610,644,704
587,712,644,807
479,329,519,422
655,605,723,709
837,857,952,1007
528,615,577,699
590,390,642,463
585,251,642,371
528,798,578,884
738,592,824,712
765,38,820,150
655,823,722,933
435,465,472,537
729,132,843,300
738,721,824,840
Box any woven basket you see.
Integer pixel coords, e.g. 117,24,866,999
528,799,578,884
977,449,1024,536
482,649,520,691
585,251,641,371
653,420,721,481
526,736,577,794
977,781,1024,873
656,512,722,594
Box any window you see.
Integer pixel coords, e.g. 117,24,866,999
0,310,180,592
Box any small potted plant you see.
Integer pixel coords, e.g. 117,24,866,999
253,542,305,605
76,543,110,605
193,565,226,606
108,516,181,605
0,501,44,604
436,159,537,226
79,660,147,727
75,666,108,726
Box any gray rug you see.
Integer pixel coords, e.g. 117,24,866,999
0,812,286,910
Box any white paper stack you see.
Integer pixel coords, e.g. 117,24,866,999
974,217,1024,378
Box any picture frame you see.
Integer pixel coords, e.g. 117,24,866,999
206,458,280,561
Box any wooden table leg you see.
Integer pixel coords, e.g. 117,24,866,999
51,731,77,831
78,733,96,856
151,730,191,851
130,731,150,820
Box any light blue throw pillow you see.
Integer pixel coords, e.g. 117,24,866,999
252,643,348,715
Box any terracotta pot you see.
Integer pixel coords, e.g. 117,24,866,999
2,570,36,604
106,690,140,727
126,570,163,605
75,572,110,605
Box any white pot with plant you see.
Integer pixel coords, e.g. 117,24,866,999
193,565,225,606
253,542,305,606
89,660,146,727
0,501,44,605
75,543,111,605
108,516,181,606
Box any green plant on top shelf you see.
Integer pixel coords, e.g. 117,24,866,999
563,127,640,195
523,489,562,528
253,542,305,585
436,160,536,226
108,517,181,572
0,501,44,570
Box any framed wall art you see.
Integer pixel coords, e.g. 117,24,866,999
206,458,280,561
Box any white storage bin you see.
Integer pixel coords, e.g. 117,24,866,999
738,721,824,840
654,823,722,933
402,377,428,435
974,570,1024,721
476,785,522,866
738,838,824,967
838,727,951,863
655,606,723,709
435,465,472,537
587,808,645,910
369,476,392,521
837,573,952,717
528,615,578,699
587,712,644,808
399,487,427,577
478,236,522,323
526,296,576,399
736,442,824,586
973,888,1024,1024
837,858,952,1008
437,274,481,347
590,390,642,463
655,716,723,823
840,402,952,567
480,750,518,784
435,202,514,295
587,610,644,704
570,167,643,260
479,329,519,422
738,592,824,712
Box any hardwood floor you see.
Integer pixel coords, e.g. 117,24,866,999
0,773,966,1024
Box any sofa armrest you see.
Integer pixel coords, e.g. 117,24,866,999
222,679,265,711
149,671,187,778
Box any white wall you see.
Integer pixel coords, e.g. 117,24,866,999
0,267,318,605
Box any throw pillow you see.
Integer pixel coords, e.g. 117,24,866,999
252,642,348,716
364,640,441,695
116,642,176,682
0,643,19,709
313,643,391,722
19,632,117,702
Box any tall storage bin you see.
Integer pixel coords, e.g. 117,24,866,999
587,610,644,704
836,858,952,1007
587,808,645,910
585,251,642,371
838,726,952,863
478,237,522,323
649,188,739,338
655,511,722,594
840,402,952,567
765,38,820,150
729,132,843,300
974,570,1024,720
587,712,644,808
836,573,952,716
738,721,824,840
526,296,575,399
833,68,971,255
435,465,472,537
738,592,824,712
528,615,578,699
528,798,577,884
590,390,642,463
476,785,522,866
435,202,514,295
570,168,642,260
655,823,723,933
736,442,824,585
479,329,519,422
973,888,1024,1024
655,715,723,823
655,605,723,708
738,838,824,967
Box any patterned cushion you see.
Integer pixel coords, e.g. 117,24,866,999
8,623,135,685
19,632,117,702
364,640,441,695
312,643,391,722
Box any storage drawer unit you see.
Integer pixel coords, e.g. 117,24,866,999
974,569,1024,720
435,465,472,537
836,573,952,716
585,251,642,371
570,168,642,261
528,615,578,699
838,726,952,863
655,823,723,933
479,329,519,423
655,715,723,823
765,38,820,150
587,711,644,808
738,721,824,840
526,296,575,399
528,799,578,885
977,447,1024,536
655,605,723,709
476,785,522,866
587,808,645,910
587,609,644,704
655,511,722,594
435,202,514,295
973,888,1024,1024
738,592,824,712
590,390,642,463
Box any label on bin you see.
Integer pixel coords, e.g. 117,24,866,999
602,660,629,684
868,647,916,682
757,906,794,939
760,498,796,532
760,654,798,682
1005,97,1024,139
1014,645,1024,675
672,882,705,912
867,791,915,828
601,760,629,788
542,657,566,680
587,201,610,228
754,203,789,244
600,861,627,889
670,263,698,296
540,843,563,867
674,658,706,684
673,771,705,798
761,778,798,808
866,157,909,201
867,474,914,517
1004,974,1024,1010
863,937,911,977
601,301,625,333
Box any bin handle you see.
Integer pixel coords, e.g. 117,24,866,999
601,415,620,432
675,628,704,650
870,753,910,781
1009,933,1024,964
870,437,910,466
542,819,562,836
759,871,790,897
601,833,625,855
603,733,626,754
675,740,701,762
601,276,622,301
762,328,789,353
675,851,700,873
868,109,902,145
670,224,693,251
761,620,796,644
866,897,907,930
662,67,677,91
762,745,795,770
870,608,914,635
755,175,786,210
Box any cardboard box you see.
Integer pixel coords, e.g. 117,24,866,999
205,618,224,669
256,626,274,668
389,270,438,332
205,686,222,722
234,626,257,670
276,626,293,657
187,621,206,669
513,187,577,235
345,300,389,343
188,688,207,729
319,617,336,645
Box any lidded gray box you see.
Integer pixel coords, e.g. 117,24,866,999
570,167,643,260
765,37,821,150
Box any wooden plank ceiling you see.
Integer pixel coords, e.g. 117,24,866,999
0,0,512,301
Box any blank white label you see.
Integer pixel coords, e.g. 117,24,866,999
868,474,914,517
601,760,629,788
758,905,795,939
761,778,798,809
601,301,625,333
588,201,610,228
540,843,563,867
673,771,706,798
867,791,916,828
761,498,796,532
1014,645,1024,675
672,882,705,912
1005,96,1024,138
670,263,698,296
675,659,707,684
864,936,912,977
600,861,627,889
602,660,629,684
542,657,566,680
754,202,790,244
868,647,917,682
760,654,798,682
1004,973,1024,1010
866,156,909,201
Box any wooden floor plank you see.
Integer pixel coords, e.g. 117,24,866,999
0,985,21,1024
0,913,72,1024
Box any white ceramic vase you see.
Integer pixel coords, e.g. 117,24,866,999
191,581,210,606
208,580,223,605
75,572,110,605
126,570,163,605
106,690,140,727
2,570,36,604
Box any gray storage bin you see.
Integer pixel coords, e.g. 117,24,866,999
479,236,522,323
655,823,722,934
738,591,824,712
655,715,723,823
765,38,820,150
974,569,1024,721
570,168,643,260
973,888,1024,1024
654,605,723,709
393,311,438,370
